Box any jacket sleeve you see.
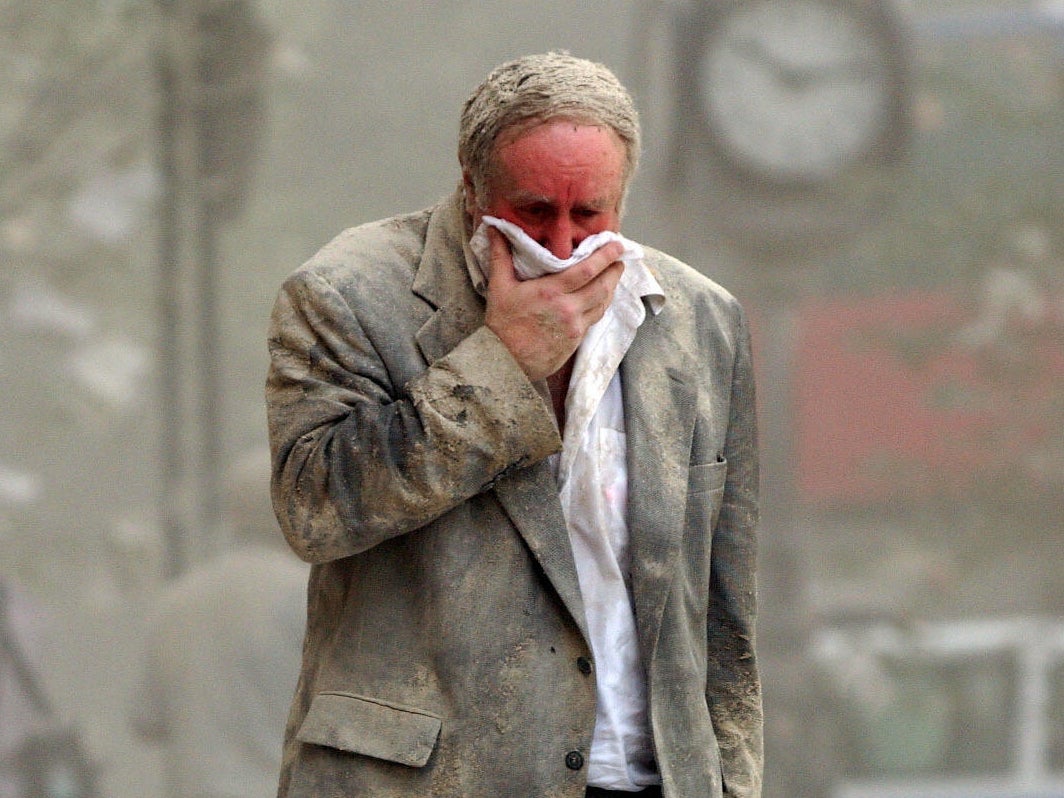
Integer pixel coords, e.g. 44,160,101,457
265,267,561,564
706,303,763,798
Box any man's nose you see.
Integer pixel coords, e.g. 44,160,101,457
540,218,578,260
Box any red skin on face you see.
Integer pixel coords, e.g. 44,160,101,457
471,120,626,260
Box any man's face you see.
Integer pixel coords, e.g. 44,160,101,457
469,120,627,260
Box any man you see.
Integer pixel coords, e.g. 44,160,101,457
266,52,761,798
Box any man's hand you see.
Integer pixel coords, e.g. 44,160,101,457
484,227,625,382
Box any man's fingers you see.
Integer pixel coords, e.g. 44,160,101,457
483,235,627,381
555,240,626,292
486,227,517,288
578,259,624,322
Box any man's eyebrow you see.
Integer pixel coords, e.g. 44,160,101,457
500,184,618,214
508,190,553,206
509,192,613,211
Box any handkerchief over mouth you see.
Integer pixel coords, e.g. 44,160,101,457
468,215,645,281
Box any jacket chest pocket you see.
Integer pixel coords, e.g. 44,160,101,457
687,458,727,531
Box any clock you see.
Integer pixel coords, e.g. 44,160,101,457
680,0,911,186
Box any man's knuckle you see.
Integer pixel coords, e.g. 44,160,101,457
535,283,560,302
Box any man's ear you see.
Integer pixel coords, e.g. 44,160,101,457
461,170,477,217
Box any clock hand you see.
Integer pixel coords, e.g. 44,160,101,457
809,60,882,84
728,37,879,91
729,36,793,77
728,37,837,91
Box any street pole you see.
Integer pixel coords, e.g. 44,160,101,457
155,40,187,578
193,69,224,550
154,0,270,574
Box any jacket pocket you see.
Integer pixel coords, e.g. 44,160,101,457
689,458,727,496
296,691,442,768
687,458,728,532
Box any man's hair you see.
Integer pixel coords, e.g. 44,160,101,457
458,52,641,208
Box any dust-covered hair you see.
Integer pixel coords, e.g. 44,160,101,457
458,52,641,208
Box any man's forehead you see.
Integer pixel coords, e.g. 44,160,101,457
495,122,624,177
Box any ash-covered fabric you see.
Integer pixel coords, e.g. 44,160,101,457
472,216,665,789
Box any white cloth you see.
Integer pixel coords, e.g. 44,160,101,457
468,215,646,282
471,216,665,789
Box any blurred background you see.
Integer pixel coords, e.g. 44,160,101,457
1,1,1062,797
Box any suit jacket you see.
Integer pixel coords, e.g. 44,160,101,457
266,190,762,798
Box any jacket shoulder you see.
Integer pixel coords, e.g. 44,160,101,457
642,245,746,322
285,207,434,293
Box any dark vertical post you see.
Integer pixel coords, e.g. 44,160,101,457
190,0,271,543
194,98,224,543
155,27,186,579
154,0,269,570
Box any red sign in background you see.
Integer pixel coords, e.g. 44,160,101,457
787,290,1063,507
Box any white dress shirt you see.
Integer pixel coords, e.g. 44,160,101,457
471,217,665,790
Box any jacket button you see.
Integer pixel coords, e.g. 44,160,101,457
576,656,593,675
565,750,585,770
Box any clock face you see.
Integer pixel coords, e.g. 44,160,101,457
697,0,905,184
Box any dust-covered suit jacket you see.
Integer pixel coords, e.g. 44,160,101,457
265,190,762,798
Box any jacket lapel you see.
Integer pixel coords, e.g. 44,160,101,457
493,469,590,642
411,193,590,643
622,308,697,664
412,193,484,364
